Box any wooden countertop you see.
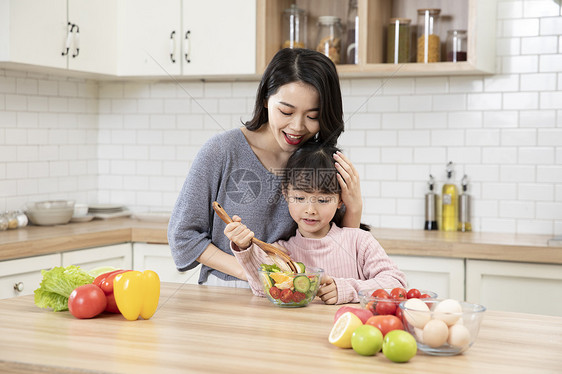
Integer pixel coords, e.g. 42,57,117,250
0,218,560,264
0,283,561,374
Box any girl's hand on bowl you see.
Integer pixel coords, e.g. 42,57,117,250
317,274,337,305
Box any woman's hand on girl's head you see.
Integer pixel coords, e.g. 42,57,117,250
223,215,254,250
317,275,338,305
333,151,363,228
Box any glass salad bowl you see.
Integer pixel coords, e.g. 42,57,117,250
259,265,323,307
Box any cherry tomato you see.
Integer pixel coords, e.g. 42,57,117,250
269,286,281,299
406,288,422,299
366,315,404,337
292,291,306,302
366,301,376,314
375,299,397,315
371,288,390,298
419,293,432,308
395,305,404,321
68,284,107,319
390,287,407,301
280,289,293,303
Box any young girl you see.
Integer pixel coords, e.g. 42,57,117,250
168,48,363,288
224,141,406,304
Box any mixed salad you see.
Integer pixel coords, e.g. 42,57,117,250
259,263,321,307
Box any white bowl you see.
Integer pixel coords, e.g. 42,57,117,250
73,203,89,217
28,200,75,211
25,200,75,226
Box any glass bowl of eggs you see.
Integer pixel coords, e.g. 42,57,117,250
398,298,486,356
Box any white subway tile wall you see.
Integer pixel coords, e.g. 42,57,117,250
0,0,561,235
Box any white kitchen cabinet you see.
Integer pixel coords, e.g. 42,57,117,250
466,260,562,317
62,244,132,272
0,0,118,75
133,243,200,284
118,0,181,76
118,0,256,77
0,254,61,299
389,255,465,300
181,0,256,76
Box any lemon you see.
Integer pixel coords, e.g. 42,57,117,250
329,312,363,348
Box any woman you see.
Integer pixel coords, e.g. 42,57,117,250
168,48,362,286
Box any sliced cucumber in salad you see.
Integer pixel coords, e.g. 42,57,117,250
293,275,311,293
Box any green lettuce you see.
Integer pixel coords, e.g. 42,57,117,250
34,265,94,312
260,264,281,272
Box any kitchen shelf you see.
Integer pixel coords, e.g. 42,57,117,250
257,0,497,78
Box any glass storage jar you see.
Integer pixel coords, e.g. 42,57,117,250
282,4,307,49
316,16,343,64
0,213,8,231
6,211,19,229
417,8,441,63
345,0,359,64
446,29,467,62
387,18,411,63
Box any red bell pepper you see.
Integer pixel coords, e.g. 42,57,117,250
93,270,130,313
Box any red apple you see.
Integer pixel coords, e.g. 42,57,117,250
334,306,373,324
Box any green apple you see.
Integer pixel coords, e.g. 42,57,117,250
351,325,383,356
382,330,417,363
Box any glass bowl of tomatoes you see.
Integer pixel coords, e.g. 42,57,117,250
259,266,323,307
398,298,486,355
358,287,438,317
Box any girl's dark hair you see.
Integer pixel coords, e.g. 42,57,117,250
245,48,344,147
282,141,370,231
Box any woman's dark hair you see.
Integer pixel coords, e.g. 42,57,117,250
282,141,370,231
245,48,344,147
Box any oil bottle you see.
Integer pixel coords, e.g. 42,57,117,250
424,175,438,230
441,162,458,231
458,174,472,232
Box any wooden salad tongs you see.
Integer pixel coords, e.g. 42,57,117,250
212,201,298,273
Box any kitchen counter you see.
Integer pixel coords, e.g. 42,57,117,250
0,283,560,373
0,218,559,264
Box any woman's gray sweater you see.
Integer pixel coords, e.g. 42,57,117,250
168,128,296,283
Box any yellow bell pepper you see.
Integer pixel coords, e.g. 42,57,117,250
113,270,160,321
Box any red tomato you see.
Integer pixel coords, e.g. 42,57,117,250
269,286,281,299
292,291,306,302
68,284,107,319
371,288,390,298
365,315,404,337
375,299,397,315
390,287,407,301
406,288,422,299
280,289,293,303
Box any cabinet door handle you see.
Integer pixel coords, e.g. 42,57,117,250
61,22,73,56
72,24,80,58
184,30,191,63
13,282,24,293
170,31,176,63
